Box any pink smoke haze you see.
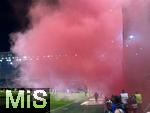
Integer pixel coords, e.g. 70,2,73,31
123,0,150,106
11,0,126,95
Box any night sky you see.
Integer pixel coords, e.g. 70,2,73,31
0,0,59,52
0,0,31,52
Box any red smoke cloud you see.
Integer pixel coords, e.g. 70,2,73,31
11,0,126,95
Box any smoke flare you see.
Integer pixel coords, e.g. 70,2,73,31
11,0,125,95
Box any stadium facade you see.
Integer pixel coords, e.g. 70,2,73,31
0,52,88,92
0,52,19,88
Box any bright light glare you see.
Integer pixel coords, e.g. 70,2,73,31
23,56,27,59
129,35,134,40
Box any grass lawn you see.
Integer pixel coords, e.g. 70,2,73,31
51,101,104,113
50,92,104,113
50,94,73,110
50,92,87,110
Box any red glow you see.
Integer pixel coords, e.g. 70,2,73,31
12,0,126,95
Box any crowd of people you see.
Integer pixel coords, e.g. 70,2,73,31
103,90,143,113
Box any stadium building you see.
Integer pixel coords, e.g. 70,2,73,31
0,52,88,91
0,52,19,88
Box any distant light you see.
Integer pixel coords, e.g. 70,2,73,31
10,62,13,65
139,47,143,50
0,60,2,62
36,58,39,60
23,56,27,59
109,9,113,12
101,54,105,57
111,40,115,43
136,53,139,56
6,59,11,62
64,54,68,56
75,54,78,57
126,44,129,47
49,55,53,58
129,35,134,40
18,59,22,62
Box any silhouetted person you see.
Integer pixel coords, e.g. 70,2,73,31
120,90,129,104
134,92,142,113
105,98,113,113
120,90,128,112
128,94,138,113
94,92,99,103
85,90,87,96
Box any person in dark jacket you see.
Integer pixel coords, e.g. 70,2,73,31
94,92,99,103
